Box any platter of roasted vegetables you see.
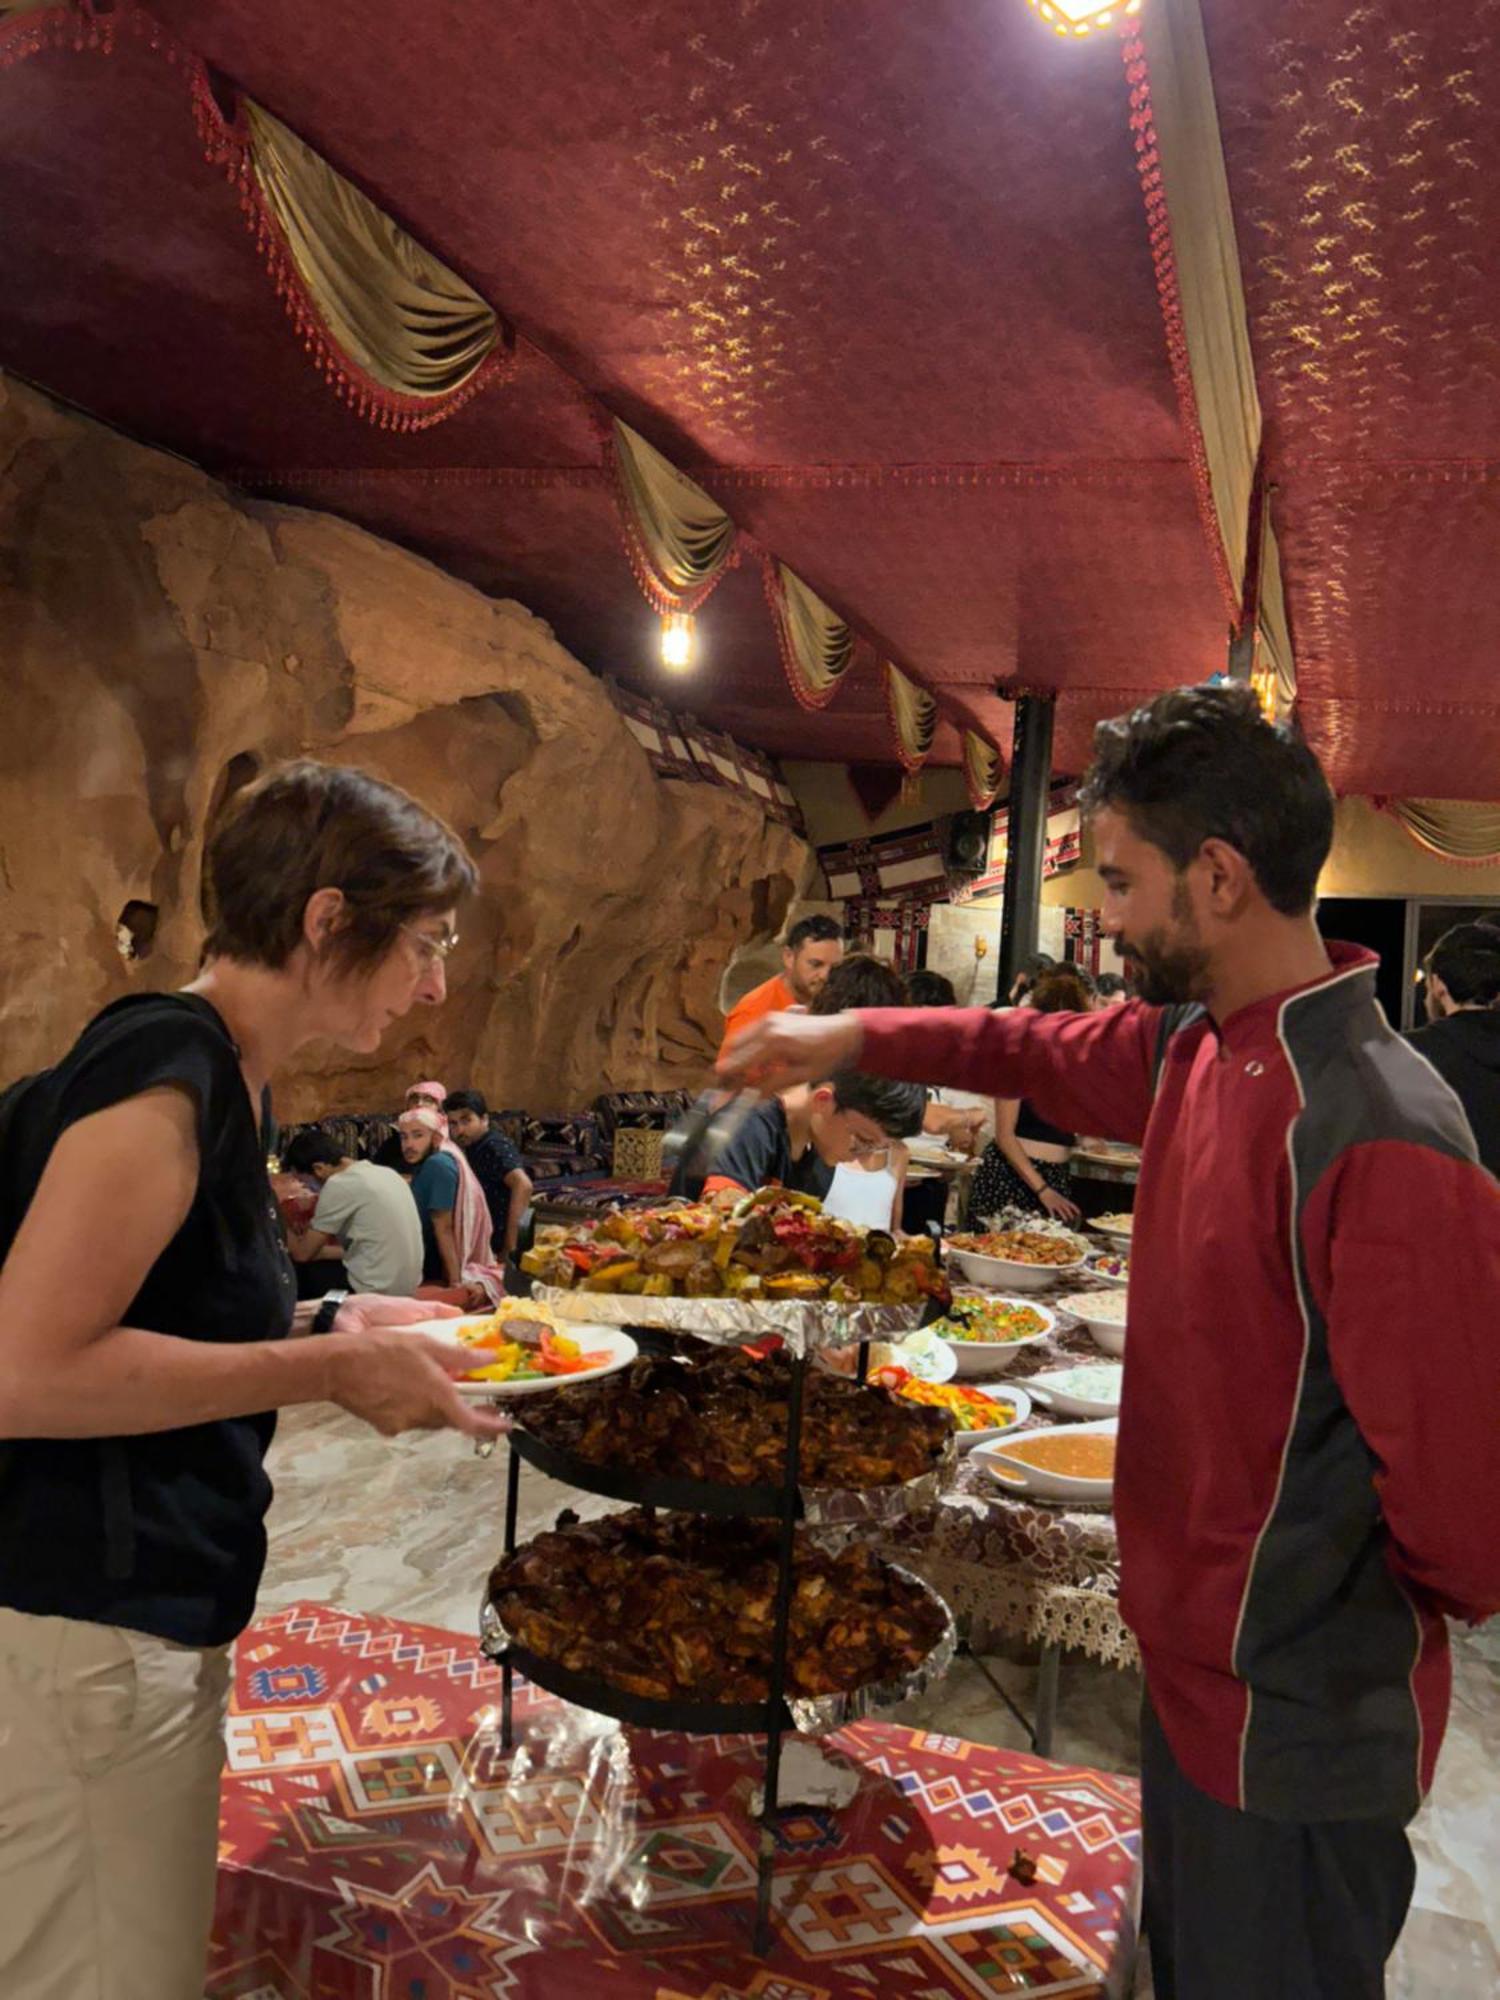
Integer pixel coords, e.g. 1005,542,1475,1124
522,1189,950,1348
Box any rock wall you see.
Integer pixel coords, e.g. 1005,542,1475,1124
0,376,815,1119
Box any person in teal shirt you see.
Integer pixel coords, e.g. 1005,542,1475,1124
398,1108,464,1286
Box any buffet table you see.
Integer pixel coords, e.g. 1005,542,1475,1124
875,1290,1139,1754
210,1602,1142,1999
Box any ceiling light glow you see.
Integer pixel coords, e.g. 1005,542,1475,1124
1025,0,1139,37
660,611,696,671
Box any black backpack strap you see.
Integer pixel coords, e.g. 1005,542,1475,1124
1152,1003,1206,1095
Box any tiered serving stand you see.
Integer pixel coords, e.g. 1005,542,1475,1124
481,1290,955,1953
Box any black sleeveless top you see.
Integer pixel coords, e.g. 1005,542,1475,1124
0,994,296,1646
1015,1098,1075,1149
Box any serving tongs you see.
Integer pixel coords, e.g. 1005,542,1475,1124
659,1088,758,1190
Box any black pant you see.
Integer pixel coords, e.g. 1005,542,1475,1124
1141,1694,1415,1999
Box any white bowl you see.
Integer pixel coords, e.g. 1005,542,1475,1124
1026,1361,1124,1420
859,1332,957,1386
935,1297,1059,1378
1089,1224,1134,1254
951,1382,1032,1452
1057,1289,1129,1357
976,1417,1118,1503
946,1246,1088,1293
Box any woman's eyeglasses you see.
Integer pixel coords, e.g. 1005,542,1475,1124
400,923,460,967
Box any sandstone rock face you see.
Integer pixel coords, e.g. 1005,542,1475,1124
0,376,815,1120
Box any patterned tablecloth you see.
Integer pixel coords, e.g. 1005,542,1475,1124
210,1602,1140,2000
877,1278,1140,1669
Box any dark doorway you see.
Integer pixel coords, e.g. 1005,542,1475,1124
1316,898,1407,1026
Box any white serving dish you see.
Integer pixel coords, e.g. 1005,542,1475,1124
946,1245,1088,1293
935,1297,1059,1378
949,1382,1032,1452
1088,1216,1135,1252
1056,1289,1129,1357
410,1315,638,1399
857,1330,957,1386
975,1417,1119,1504
1026,1361,1124,1420
1085,1249,1131,1283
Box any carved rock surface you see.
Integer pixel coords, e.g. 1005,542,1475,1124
0,377,813,1120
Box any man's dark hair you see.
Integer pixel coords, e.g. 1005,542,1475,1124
904,969,957,1007
810,952,904,1013
444,1089,489,1118
1030,967,1094,1015
829,1069,928,1140
1094,971,1128,998
1426,924,1500,1007
1079,684,1334,916
282,1130,346,1174
785,914,844,952
203,760,477,974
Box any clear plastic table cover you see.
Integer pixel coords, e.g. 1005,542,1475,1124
210,1601,1141,1998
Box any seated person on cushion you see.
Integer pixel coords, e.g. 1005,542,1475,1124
280,1130,424,1298
398,1107,470,1287
668,1070,927,1203
444,1088,532,1258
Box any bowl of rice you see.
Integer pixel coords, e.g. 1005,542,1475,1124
1056,1287,1129,1356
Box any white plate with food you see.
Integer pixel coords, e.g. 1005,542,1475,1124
1026,1361,1124,1420
1085,1249,1130,1284
944,1229,1089,1293
926,1295,1058,1377
975,1418,1119,1503
1055,1288,1129,1357
1088,1213,1135,1252
410,1305,639,1398
875,1375,1032,1452
824,1325,957,1385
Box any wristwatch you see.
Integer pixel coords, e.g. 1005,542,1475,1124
312,1288,350,1334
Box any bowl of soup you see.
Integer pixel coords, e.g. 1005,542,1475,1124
976,1419,1118,1502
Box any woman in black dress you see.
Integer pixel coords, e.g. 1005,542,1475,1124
966,966,1094,1227
0,761,506,2000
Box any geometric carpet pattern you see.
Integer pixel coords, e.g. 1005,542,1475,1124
209,1603,1140,1999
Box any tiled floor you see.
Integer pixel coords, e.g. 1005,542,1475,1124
258,1404,1500,1994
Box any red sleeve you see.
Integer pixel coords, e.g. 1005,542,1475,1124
854,1001,1162,1147
1305,1141,1500,1622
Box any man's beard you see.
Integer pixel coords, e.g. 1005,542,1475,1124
1118,883,1211,1006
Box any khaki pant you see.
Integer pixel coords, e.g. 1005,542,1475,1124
0,1609,231,2000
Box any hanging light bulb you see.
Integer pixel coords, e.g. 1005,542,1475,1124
660,611,696,671
1024,0,1140,38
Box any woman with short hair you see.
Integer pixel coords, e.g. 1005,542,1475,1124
0,759,506,2000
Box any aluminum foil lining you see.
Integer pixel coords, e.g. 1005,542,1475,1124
535,1285,928,1355
480,1564,955,1739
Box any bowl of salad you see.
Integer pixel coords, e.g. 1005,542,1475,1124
927,1293,1057,1376
872,1370,1033,1451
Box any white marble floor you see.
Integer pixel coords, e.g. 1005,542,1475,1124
256,1405,1500,1996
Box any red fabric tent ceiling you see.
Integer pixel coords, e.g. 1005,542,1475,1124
1,1,1493,794
1203,0,1500,799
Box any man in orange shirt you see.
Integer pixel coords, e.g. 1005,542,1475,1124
717,914,844,1060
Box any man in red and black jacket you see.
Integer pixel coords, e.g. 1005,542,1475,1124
721,685,1500,2000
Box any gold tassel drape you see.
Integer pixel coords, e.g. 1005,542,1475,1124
767,562,856,711
609,420,738,614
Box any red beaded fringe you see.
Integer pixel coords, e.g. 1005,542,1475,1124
1121,22,1242,628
